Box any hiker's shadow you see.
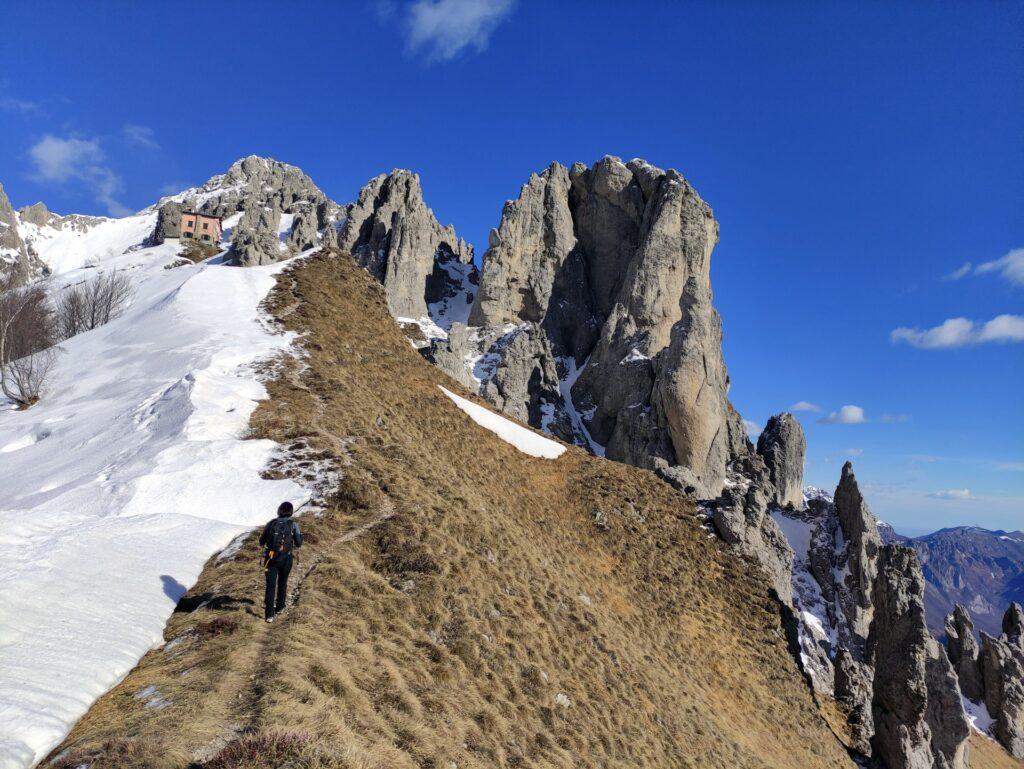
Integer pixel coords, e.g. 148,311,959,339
160,575,187,603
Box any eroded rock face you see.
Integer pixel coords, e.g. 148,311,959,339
340,170,474,320
924,640,970,769
231,206,282,267
466,156,743,496
1003,602,1024,645
147,201,184,246
833,462,882,648
148,156,339,265
868,544,970,769
945,605,984,701
0,183,36,286
709,477,794,604
869,545,937,769
756,412,806,509
978,604,1024,758
834,646,874,755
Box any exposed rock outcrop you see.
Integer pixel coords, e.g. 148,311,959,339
148,156,339,264
756,413,805,509
457,156,747,498
231,206,282,267
709,477,794,604
339,170,474,319
869,544,969,769
834,646,874,755
924,641,970,769
978,603,1024,758
1004,602,1024,644
0,182,33,285
944,605,984,701
833,462,882,651
147,201,184,246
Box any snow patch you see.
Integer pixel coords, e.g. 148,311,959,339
438,386,565,459
557,355,605,457
962,695,995,735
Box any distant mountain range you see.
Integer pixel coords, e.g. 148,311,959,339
880,524,1024,638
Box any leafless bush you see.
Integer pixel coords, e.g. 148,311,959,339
2,346,60,406
0,274,58,407
54,270,134,339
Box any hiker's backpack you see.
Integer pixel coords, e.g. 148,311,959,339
266,518,295,561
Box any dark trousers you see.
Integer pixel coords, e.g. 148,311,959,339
264,556,292,619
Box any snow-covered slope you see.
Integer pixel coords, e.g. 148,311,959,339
0,215,306,767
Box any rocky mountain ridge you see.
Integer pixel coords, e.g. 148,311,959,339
3,155,1019,768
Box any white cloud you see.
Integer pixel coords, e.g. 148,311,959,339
891,315,1024,349
943,262,972,281
28,134,131,217
789,401,822,413
819,405,866,425
975,248,1024,287
122,124,159,151
0,97,41,116
845,448,864,457
928,488,973,501
403,0,515,62
879,413,910,424
742,419,761,441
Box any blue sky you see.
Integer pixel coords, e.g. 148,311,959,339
1,1,1021,534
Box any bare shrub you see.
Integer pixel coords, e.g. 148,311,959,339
0,274,58,407
54,270,134,339
2,346,60,407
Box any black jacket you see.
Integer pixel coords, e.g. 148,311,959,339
259,517,303,553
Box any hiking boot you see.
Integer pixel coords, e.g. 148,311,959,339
265,616,275,623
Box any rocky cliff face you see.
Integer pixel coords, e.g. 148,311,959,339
945,605,984,701
433,157,748,498
0,183,39,286
756,412,805,508
338,169,475,320
148,156,340,266
947,602,1024,758
868,545,969,769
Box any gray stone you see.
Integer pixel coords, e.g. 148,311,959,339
425,323,481,391
469,162,577,328
231,206,282,267
868,545,936,769
149,156,335,264
944,605,983,702
834,646,874,756
1003,602,1024,647
924,639,970,769
756,413,806,509
479,323,564,431
834,462,882,649
147,201,183,246
286,206,319,253
0,182,33,286
979,605,1024,757
340,169,474,319
16,201,51,227
465,156,744,496
868,544,970,769
710,480,794,604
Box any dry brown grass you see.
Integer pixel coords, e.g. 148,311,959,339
968,733,1024,769
47,251,860,769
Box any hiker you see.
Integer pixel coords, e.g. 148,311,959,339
259,501,303,622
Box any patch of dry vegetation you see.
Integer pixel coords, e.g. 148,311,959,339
48,251,858,769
